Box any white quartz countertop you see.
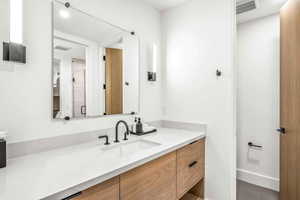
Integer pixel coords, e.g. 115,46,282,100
0,128,206,200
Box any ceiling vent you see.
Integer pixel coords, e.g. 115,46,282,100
236,0,259,15
54,46,71,51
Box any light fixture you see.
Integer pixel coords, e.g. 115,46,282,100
10,0,23,44
59,9,70,19
148,44,157,82
3,0,26,64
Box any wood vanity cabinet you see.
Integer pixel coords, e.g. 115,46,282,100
64,138,205,200
177,139,205,199
120,152,177,200
71,177,119,200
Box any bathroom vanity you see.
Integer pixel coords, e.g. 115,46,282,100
70,139,205,200
0,128,205,200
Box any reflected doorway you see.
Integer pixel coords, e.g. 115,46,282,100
105,48,123,115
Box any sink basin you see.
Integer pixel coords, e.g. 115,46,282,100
102,139,161,156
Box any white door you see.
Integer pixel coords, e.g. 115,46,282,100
72,59,86,117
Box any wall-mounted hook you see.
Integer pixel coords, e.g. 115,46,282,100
65,2,71,8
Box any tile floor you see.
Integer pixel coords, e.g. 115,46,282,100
237,181,279,200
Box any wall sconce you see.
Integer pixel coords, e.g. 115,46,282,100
148,71,156,82
148,44,157,82
3,0,26,64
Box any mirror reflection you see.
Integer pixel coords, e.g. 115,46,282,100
52,1,139,119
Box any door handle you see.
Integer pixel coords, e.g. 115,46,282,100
81,105,86,115
248,142,262,148
277,127,286,134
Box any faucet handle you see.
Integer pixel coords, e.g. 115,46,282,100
98,135,110,145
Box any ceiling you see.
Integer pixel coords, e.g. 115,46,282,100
54,38,86,60
142,0,287,23
141,0,190,11
237,0,288,23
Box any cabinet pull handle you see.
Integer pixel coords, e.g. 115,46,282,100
62,192,82,200
189,161,198,168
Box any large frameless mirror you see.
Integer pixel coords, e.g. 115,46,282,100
52,1,139,120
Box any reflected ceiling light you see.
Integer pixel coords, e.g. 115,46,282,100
59,9,70,19
153,44,157,73
148,44,157,82
3,0,26,64
10,0,23,44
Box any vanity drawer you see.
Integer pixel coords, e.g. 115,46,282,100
120,152,177,200
66,177,119,200
177,139,205,199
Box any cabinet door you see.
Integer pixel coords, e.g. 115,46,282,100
177,139,205,199
120,152,177,200
71,177,119,200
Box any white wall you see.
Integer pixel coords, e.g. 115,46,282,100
0,0,162,143
85,44,104,117
162,0,236,199
237,14,280,191
0,0,9,64
123,35,139,114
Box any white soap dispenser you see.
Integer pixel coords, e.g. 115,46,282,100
131,117,138,133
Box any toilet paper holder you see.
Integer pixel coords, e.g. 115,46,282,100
248,142,262,149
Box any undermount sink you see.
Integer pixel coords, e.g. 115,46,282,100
102,139,161,156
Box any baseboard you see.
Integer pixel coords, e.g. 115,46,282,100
237,169,279,192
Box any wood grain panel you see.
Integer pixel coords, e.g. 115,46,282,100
72,177,119,200
177,139,205,199
105,48,123,115
180,193,201,200
189,179,205,199
120,152,177,200
280,0,300,199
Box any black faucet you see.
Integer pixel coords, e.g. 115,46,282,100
115,120,130,142
98,135,110,145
